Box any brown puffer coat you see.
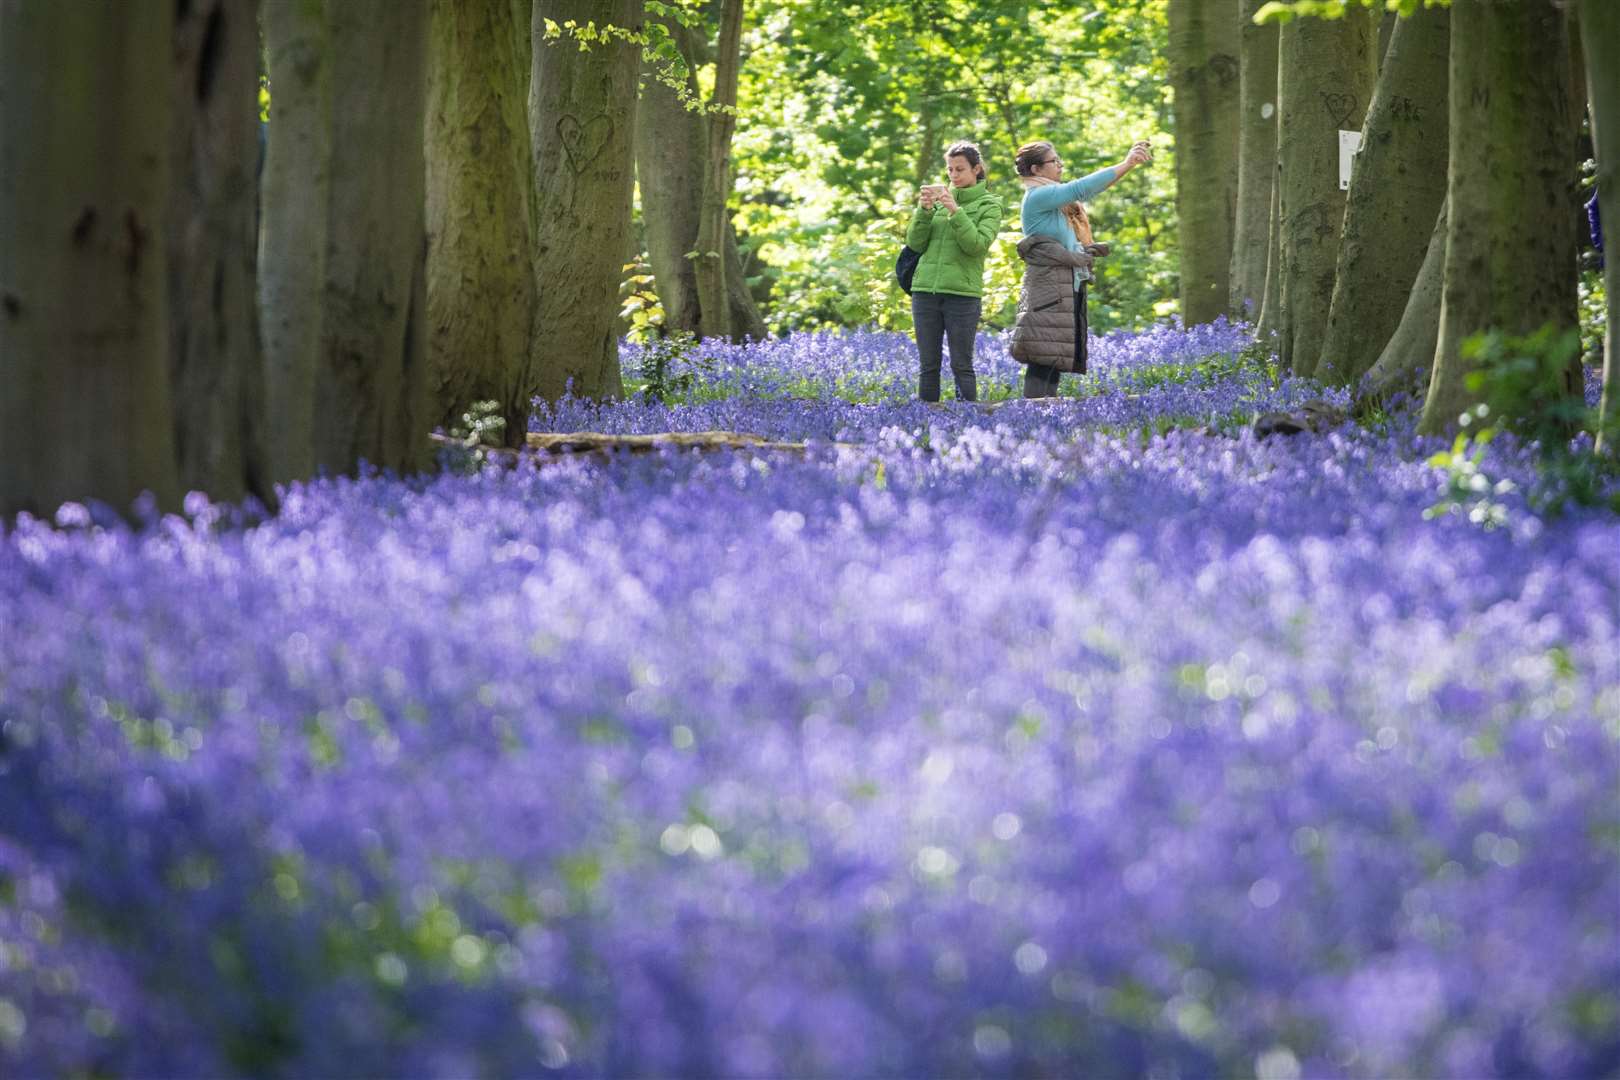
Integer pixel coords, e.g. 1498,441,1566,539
1008,234,1093,372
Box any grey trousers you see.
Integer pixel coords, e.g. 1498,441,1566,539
912,291,980,402
1023,282,1088,399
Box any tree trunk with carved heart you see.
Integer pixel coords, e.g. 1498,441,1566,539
1168,0,1240,327
0,2,180,517
1420,0,1580,434
530,0,641,399
1275,6,1378,376
1316,4,1449,387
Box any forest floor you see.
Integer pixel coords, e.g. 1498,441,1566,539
3,322,1618,1076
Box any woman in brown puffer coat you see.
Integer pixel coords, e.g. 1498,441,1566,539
1008,139,1151,397
1008,234,1098,381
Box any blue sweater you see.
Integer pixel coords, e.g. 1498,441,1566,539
1019,166,1116,283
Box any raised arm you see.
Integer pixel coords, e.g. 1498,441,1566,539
1022,169,1117,211
1025,142,1154,208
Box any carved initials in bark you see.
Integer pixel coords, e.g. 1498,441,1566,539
1388,96,1426,123
1322,92,1359,127
557,113,613,174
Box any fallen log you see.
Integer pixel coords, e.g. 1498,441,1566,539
525,430,807,453
429,430,845,467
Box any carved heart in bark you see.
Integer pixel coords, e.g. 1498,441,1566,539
557,114,613,174
1322,92,1358,128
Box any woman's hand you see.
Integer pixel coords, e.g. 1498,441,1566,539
917,188,936,209
936,188,959,213
1110,141,1152,184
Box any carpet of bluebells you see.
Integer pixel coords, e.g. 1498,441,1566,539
3,322,1618,1078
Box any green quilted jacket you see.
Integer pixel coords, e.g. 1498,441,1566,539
904,181,1004,298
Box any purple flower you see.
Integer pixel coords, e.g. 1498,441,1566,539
2,323,1617,1075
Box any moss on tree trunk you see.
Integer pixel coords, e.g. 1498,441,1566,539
1168,0,1240,326
426,0,537,444
1421,0,1580,435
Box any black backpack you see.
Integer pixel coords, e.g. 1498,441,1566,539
895,245,922,294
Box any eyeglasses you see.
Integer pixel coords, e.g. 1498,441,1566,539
1042,158,1062,167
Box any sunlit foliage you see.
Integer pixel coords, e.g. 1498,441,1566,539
679,0,1177,334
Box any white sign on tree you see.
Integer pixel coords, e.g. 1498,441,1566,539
1339,130,1363,191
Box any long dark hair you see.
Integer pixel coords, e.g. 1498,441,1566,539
945,140,986,182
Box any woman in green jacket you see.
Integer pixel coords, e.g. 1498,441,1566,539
905,141,1003,402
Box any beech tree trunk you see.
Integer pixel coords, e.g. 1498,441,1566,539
0,3,179,517
530,0,642,399
1316,5,1449,387
913,98,941,191
1360,198,1447,405
1421,0,1580,434
1168,0,1241,326
694,0,745,342
258,0,330,485
1257,167,1282,344
1378,10,1398,69
1230,0,1278,321
169,0,265,504
636,12,706,336
1275,8,1378,375
425,0,537,444
634,11,765,342
316,0,432,472
1581,0,1620,452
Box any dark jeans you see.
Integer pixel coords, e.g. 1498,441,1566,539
1023,281,1089,399
912,292,981,402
